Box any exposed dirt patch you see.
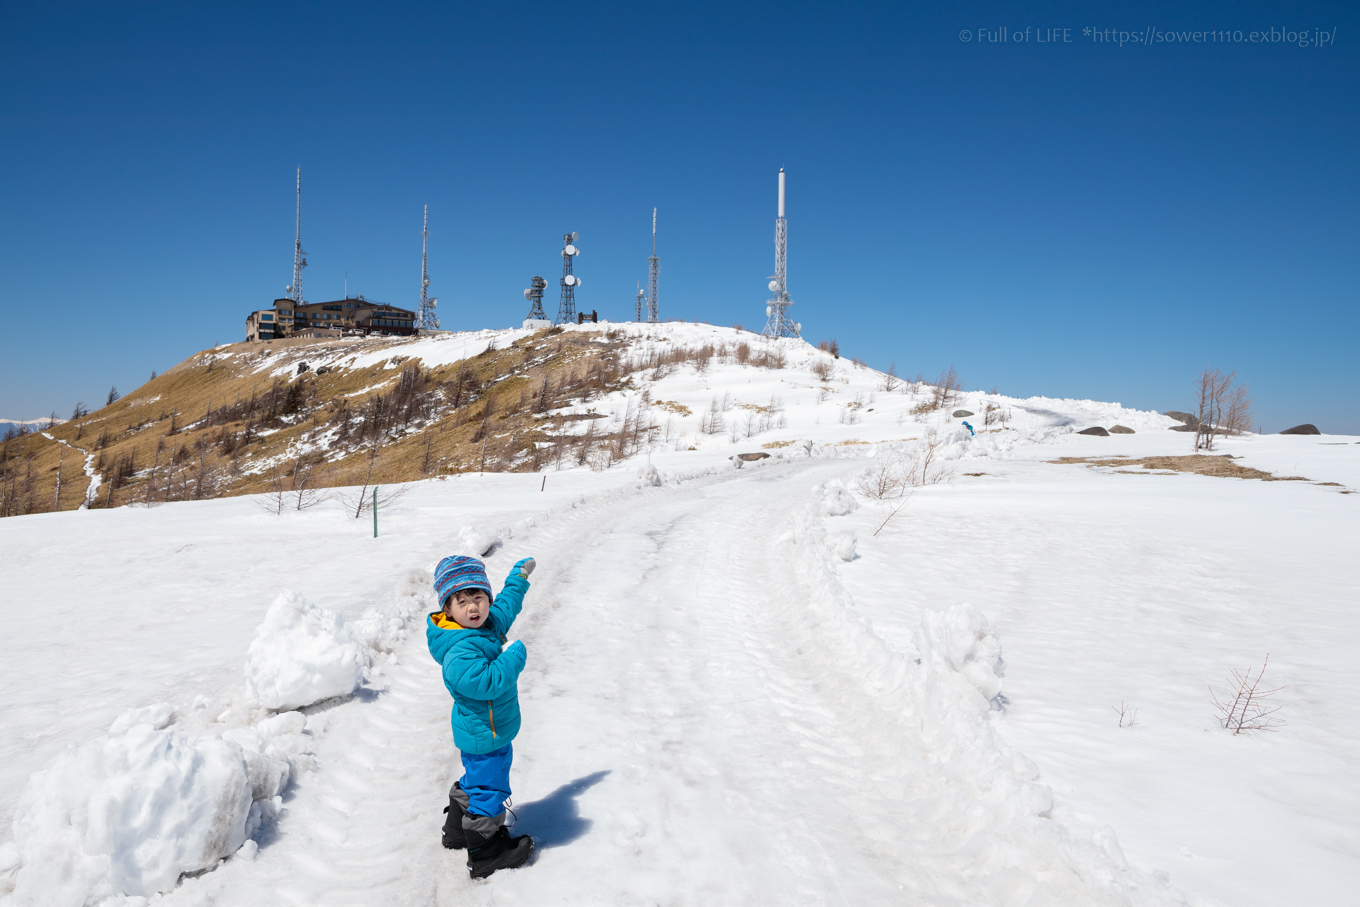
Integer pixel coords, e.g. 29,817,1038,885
1050,455,1310,482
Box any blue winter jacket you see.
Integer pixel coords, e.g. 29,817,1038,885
426,570,529,754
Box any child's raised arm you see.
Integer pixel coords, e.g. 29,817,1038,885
490,558,535,633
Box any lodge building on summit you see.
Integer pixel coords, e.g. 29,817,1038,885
246,296,417,343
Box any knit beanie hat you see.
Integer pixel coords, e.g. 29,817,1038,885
434,555,493,607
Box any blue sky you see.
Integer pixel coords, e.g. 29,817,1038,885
2,0,1356,432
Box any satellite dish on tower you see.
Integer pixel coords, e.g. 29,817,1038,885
524,289,533,300
766,305,772,316
564,274,576,286
571,232,579,242
574,276,582,287
564,244,578,257
768,280,778,292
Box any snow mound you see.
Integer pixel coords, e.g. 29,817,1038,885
815,482,859,516
915,603,1005,706
826,529,857,562
455,525,498,558
244,592,363,711
0,575,438,906
5,718,252,907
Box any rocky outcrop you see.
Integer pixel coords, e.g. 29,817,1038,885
1165,411,1199,432
1280,424,1321,435
1077,426,1110,436
1108,425,1135,434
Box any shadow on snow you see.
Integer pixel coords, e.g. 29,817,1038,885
514,770,611,849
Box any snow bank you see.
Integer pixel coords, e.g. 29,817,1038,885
1,572,438,906
244,592,363,711
4,712,253,907
1,706,312,907
915,604,1005,705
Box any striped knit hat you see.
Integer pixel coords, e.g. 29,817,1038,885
434,556,493,607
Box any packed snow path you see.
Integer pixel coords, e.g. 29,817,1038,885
161,460,1177,906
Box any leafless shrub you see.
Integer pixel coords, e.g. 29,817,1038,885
817,338,840,358
983,401,1012,428
810,359,835,382
288,455,330,510
338,483,407,519
931,364,963,410
1210,654,1286,734
904,430,952,487
858,456,909,500
1112,702,1139,727
879,362,900,392
1194,368,1253,452
733,342,751,365
699,396,727,435
751,344,787,369
871,495,913,537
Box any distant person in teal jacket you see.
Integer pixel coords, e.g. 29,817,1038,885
427,554,536,878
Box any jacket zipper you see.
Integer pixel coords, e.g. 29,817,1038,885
488,702,497,738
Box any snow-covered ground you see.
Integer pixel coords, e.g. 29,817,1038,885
1,326,1356,905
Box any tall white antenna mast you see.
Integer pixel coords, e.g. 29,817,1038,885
645,207,660,323
763,168,800,338
416,204,440,330
285,167,308,304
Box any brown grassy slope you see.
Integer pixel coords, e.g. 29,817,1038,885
1050,455,1310,482
0,327,644,516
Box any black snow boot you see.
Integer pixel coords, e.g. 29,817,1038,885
465,825,534,879
441,786,468,849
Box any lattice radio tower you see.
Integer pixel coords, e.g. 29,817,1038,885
524,275,548,321
285,167,308,304
635,281,644,322
416,205,440,330
763,168,800,339
555,232,581,324
645,208,660,322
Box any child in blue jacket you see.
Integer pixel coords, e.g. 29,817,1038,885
427,554,536,878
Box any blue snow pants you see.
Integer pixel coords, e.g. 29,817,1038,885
460,742,513,817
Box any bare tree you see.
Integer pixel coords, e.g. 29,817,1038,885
1194,368,1253,452
1210,654,1285,734
106,386,120,406
931,365,963,411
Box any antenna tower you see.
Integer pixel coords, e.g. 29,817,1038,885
416,205,440,330
645,208,660,323
285,167,308,304
555,232,581,324
763,168,800,339
635,281,644,322
523,275,548,321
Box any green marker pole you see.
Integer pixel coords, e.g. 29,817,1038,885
373,486,379,538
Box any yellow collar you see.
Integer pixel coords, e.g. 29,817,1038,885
430,611,465,630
